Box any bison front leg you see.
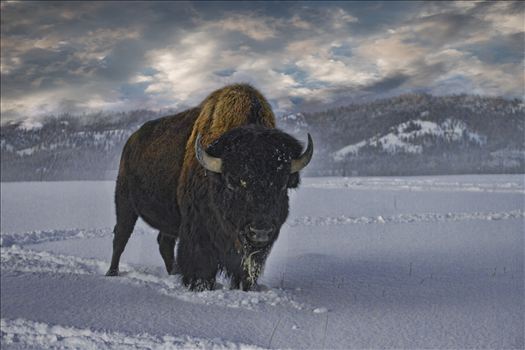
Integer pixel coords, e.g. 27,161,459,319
176,238,218,291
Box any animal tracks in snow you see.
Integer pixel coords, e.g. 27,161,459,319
1,209,522,249
0,246,311,312
1,207,522,314
303,176,525,194
288,209,525,227
1,176,523,349
0,227,151,248
1,318,267,350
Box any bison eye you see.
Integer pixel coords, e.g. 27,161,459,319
240,179,247,188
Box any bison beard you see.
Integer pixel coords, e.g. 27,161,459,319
106,84,312,291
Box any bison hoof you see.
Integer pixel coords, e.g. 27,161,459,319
252,283,269,292
188,279,215,292
105,268,119,277
240,282,268,292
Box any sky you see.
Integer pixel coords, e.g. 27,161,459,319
1,1,524,122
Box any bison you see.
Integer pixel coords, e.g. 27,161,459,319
106,84,313,291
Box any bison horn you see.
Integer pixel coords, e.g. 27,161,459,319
291,133,314,173
195,134,222,173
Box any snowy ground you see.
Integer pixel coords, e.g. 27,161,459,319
1,175,524,349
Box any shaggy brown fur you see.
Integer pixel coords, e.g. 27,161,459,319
107,107,200,274
106,84,305,291
179,84,275,190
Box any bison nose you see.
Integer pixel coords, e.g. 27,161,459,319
248,225,274,243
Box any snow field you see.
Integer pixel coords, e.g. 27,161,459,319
1,175,524,349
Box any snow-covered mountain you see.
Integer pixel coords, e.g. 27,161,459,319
0,110,168,181
333,118,486,160
301,94,524,176
1,94,523,180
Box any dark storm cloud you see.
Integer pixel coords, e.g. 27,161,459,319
467,0,524,16
1,1,205,116
214,69,236,77
464,32,525,65
2,46,80,97
364,74,410,93
1,1,523,121
93,39,148,81
407,12,488,47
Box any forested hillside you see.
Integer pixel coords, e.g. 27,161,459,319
284,94,524,176
1,94,523,181
1,110,168,181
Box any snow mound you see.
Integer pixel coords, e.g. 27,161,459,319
0,228,112,248
174,285,307,311
312,307,328,314
288,210,525,227
1,318,266,350
0,227,154,248
303,176,525,194
1,246,311,312
1,246,109,276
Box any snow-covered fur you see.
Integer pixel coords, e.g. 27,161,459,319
106,84,304,291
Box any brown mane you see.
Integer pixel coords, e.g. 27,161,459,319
180,84,275,186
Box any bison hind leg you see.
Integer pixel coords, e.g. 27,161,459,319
107,183,138,276
157,232,179,275
105,268,119,277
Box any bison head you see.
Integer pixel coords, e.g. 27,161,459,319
195,125,312,259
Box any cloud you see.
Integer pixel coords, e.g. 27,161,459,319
329,7,358,29
213,14,280,41
1,1,523,122
363,74,410,93
463,32,525,64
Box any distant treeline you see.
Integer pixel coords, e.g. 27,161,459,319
283,94,524,176
1,94,523,181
